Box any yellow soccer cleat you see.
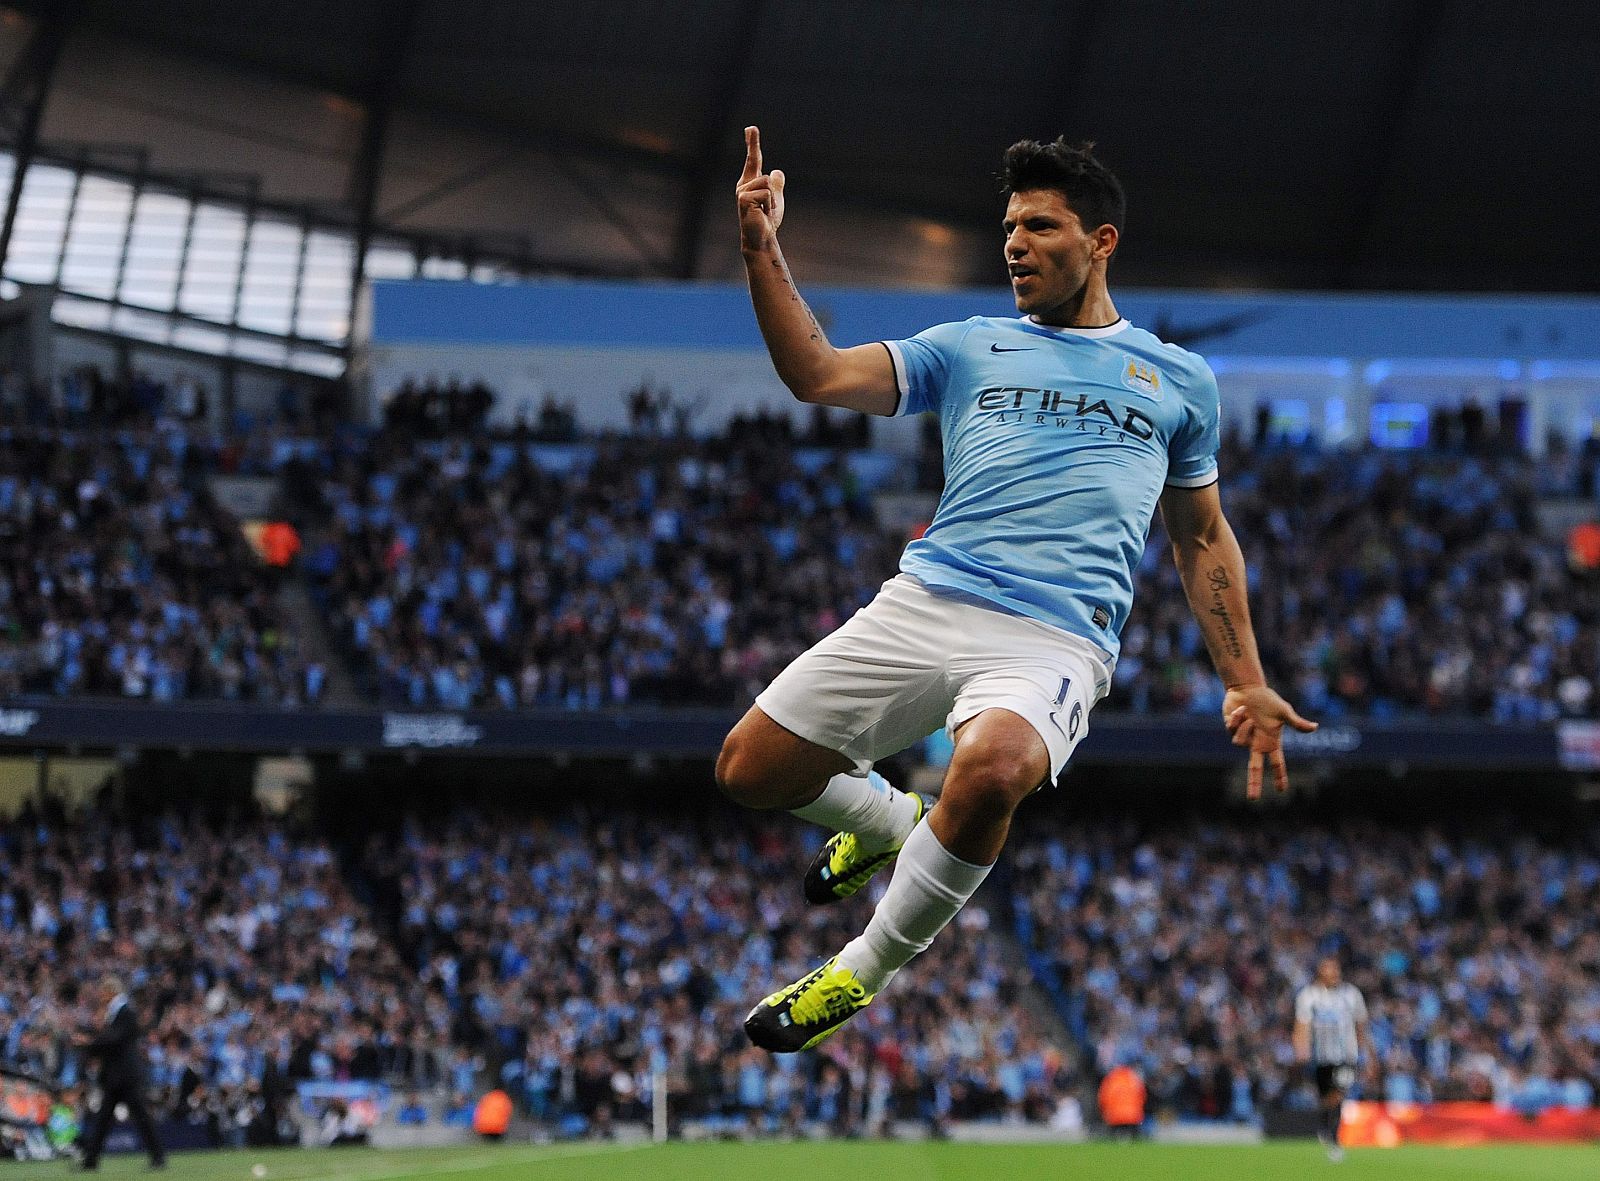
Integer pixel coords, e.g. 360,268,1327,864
743,957,875,1053
803,792,927,905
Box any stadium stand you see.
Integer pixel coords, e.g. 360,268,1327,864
0,802,1077,1141
0,416,323,705
271,420,1599,721
360,807,1074,1135
0,390,1593,724
0,805,476,1147
1121,437,1599,722
7,795,1600,1143
1009,812,1600,1118
284,428,900,711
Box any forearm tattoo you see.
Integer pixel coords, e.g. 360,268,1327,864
1205,564,1244,660
772,257,823,342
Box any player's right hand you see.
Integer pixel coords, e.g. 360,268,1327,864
736,125,785,252
1223,683,1317,800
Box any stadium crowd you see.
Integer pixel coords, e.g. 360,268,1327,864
278,422,1599,722
7,798,1600,1138
286,431,899,710
381,377,496,439
0,382,1594,724
1010,813,1600,1119
0,805,475,1147
1115,439,1600,722
0,802,1077,1141
0,425,323,704
358,807,1077,1135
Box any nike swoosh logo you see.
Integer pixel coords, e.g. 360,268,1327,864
990,344,1036,353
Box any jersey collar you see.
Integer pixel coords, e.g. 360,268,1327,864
1021,315,1131,339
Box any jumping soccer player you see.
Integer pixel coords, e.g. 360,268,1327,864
1295,956,1374,1162
717,127,1316,1052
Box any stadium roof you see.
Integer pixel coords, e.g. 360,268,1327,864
4,0,1598,294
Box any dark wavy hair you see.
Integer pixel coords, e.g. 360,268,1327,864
1001,137,1125,234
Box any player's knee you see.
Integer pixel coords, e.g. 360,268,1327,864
941,749,1039,822
714,735,786,809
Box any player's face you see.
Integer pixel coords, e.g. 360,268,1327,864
1317,959,1341,986
1003,190,1099,321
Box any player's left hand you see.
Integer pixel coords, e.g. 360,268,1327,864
1222,683,1317,799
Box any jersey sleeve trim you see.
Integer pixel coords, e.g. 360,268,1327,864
883,337,908,398
881,340,912,413
1164,468,1219,489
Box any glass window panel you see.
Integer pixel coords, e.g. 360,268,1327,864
110,305,173,345
290,349,345,379
51,295,112,331
5,163,75,284
236,217,300,335
231,334,290,367
364,240,416,280
171,322,230,356
295,229,352,342
178,204,246,322
59,174,134,298
119,189,190,310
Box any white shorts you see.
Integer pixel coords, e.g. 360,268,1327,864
756,574,1111,784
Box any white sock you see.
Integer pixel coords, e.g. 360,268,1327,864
790,770,920,852
835,819,992,993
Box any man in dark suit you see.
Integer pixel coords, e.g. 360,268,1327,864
75,975,166,1170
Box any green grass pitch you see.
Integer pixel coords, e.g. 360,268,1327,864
16,1140,1598,1181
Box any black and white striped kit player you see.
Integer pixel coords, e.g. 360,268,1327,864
1293,956,1371,1159
1296,978,1366,1083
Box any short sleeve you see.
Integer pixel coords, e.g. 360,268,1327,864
1349,987,1368,1022
1294,988,1313,1024
882,319,974,417
1166,361,1221,488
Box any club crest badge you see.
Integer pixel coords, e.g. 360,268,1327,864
1121,357,1162,400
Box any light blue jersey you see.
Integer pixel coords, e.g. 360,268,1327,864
884,315,1220,663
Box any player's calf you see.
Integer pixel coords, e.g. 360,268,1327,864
826,710,1047,995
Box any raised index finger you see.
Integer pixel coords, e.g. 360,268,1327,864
741,126,763,182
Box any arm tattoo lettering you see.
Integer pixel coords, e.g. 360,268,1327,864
1205,564,1244,660
769,256,825,344
798,299,825,343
